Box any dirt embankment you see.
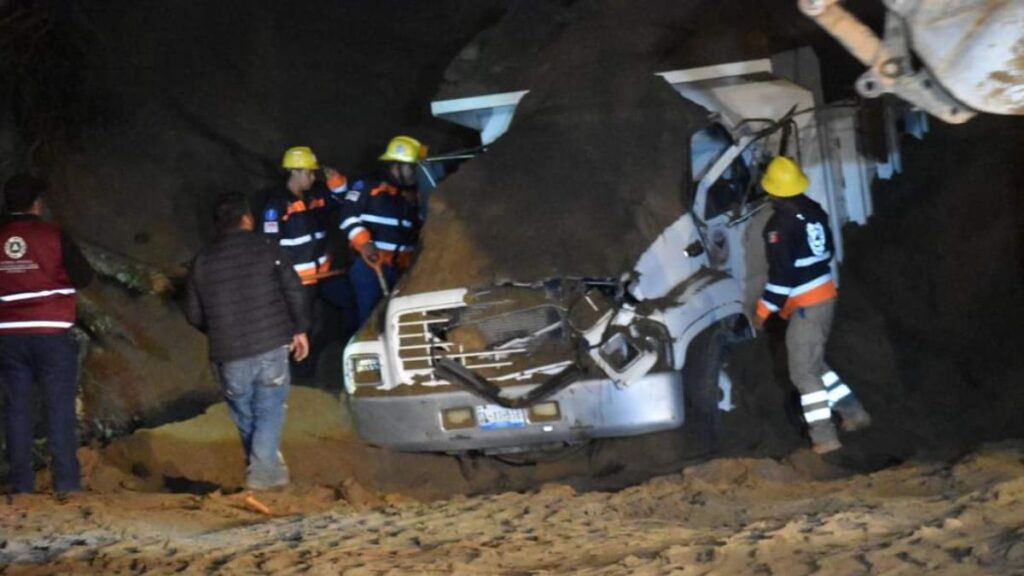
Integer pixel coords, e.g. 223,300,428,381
60,383,795,502
827,115,1024,465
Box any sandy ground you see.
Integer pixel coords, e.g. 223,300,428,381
4,388,1024,575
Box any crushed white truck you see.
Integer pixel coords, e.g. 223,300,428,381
343,48,921,455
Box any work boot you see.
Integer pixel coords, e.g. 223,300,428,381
808,421,842,454
833,398,872,433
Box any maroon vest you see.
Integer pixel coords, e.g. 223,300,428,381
0,218,76,334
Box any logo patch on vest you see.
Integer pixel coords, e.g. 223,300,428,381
4,236,27,260
263,208,280,234
806,222,826,256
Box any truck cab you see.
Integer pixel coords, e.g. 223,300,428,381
343,48,918,455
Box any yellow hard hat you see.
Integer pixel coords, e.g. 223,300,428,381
282,146,320,170
761,156,809,198
378,136,423,164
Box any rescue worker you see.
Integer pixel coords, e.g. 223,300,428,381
340,136,423,325
753,156,871,454
259,146,350,375
0,175,94,495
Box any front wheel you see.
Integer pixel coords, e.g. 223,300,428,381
682,323,729,450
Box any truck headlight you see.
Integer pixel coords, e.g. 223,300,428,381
347,354,382,388
528,401,561,422
442,407,476,430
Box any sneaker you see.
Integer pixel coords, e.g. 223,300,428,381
245,479,287,492
246,462,289,492
808,422,842,454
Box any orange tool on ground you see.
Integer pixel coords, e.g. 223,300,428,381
242,492,274,516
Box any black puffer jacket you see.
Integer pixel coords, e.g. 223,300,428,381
185,229,309,363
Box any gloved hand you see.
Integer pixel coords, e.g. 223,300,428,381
359,242,380,266
753,314,766,332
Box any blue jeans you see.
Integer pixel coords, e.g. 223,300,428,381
0,333,80,494
350,258,398,327
216,346,291,490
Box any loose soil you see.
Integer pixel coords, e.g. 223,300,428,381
4,389,1024,575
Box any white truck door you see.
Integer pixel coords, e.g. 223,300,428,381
692,128,772,315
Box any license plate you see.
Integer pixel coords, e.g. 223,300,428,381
475,405,527,430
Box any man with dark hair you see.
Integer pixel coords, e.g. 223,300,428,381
185,192,310,491
214,192,253,232
0,174,94,495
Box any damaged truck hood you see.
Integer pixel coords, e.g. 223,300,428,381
401,65,707,294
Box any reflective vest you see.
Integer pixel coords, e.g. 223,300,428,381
756,195,838,320
338,175,420,269
0,218,76,333
259,175,347,285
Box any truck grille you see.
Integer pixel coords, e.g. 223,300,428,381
393,298,573,387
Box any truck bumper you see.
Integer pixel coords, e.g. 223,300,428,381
348,372,683,453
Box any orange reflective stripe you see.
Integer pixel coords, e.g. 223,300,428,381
318,255,333,274
756,300,773,320
295,265,319,285
780,280,837,319
351,230,372,249
283,200,307,221
308,198,326,209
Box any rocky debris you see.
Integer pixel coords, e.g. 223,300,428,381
79,241,177,296
78,280,218,439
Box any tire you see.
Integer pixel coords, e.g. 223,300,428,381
682,323,728,450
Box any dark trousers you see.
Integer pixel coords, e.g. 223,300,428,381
319,274,358,346
0,332,80,493
295,277,359,379
350,259,398,327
